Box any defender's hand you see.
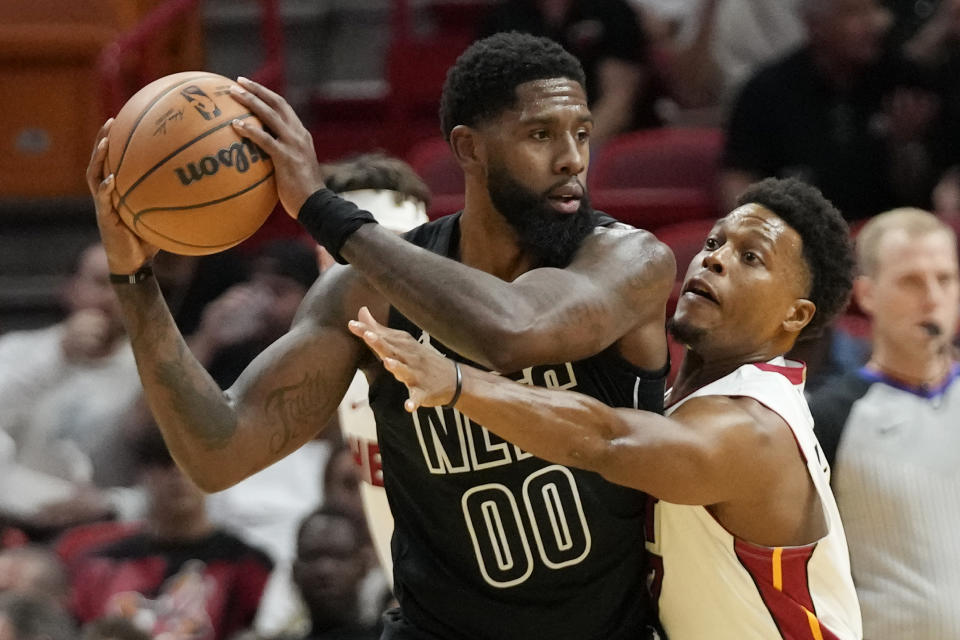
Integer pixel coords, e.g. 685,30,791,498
87,119,159,275
229,77,326,218
349,307,460,411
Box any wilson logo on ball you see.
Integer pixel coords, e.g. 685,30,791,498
173,139,267,186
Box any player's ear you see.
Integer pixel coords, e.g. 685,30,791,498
450,125,483,174
852,275,874,316
782,298,816,335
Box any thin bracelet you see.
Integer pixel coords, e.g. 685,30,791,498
443,360,463,409
109,265,153,284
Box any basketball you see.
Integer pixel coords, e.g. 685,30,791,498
106,71,278,255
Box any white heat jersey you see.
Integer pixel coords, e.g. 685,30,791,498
647,357,862,639
339,371,395,585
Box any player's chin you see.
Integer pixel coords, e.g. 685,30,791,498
667,314,709,349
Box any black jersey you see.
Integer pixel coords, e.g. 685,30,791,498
368,213,666,640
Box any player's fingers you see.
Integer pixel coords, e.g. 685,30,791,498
236,76,299,124
359,307,419,350
229,84,287,141
357,306,384,330
231,119,279,156
93,174,116,213
347,319,368,339
88,118,113,166
355,326,392,362
383,356,413,381
86,138,110,194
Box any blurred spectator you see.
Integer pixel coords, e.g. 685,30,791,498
654,0,805,122
66,427,272,640
721,0,943,221
257,446,390,640
0,593,76,640
158,249,252,338
0,545,69,606
0,244,143,534
188,239,320,387
810,208,960,638
288,506,380,640
481,0,658,147
902,0,960,219
885,0,950,47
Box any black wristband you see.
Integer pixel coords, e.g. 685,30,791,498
109,265,153,284
298,188,378,264
443,360,463,409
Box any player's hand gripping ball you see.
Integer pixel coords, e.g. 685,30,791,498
106,71,278,255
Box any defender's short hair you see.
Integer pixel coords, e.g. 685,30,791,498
439,31,586,141
736,177,855,339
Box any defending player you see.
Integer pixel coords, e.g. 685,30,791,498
87,33,674,640
352,178,863,639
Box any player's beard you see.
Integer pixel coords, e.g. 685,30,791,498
487,164,597,268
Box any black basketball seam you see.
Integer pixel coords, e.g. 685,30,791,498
130,170,276,248
116,112,258,208
113,74,213,183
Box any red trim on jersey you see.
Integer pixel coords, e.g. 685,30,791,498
753,361,807,386
734,539,839,640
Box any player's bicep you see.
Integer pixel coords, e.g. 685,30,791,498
224,266,381,470
599,397,767,505
503,228,673,363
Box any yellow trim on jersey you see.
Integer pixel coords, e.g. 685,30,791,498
772,547,783,591
804,607,825,640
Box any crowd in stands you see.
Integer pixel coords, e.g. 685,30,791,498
1,1,959,639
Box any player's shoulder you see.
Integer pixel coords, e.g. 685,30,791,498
673,394,782,453
401,210,459,250
583,219,674,272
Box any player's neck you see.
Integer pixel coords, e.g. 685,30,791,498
670,347,784,404
460,199,540,280
866,342,954,389
669,353,741,404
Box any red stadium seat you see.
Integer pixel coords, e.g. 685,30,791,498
406,136,464,218
654,217,715,280
589,128,724,230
